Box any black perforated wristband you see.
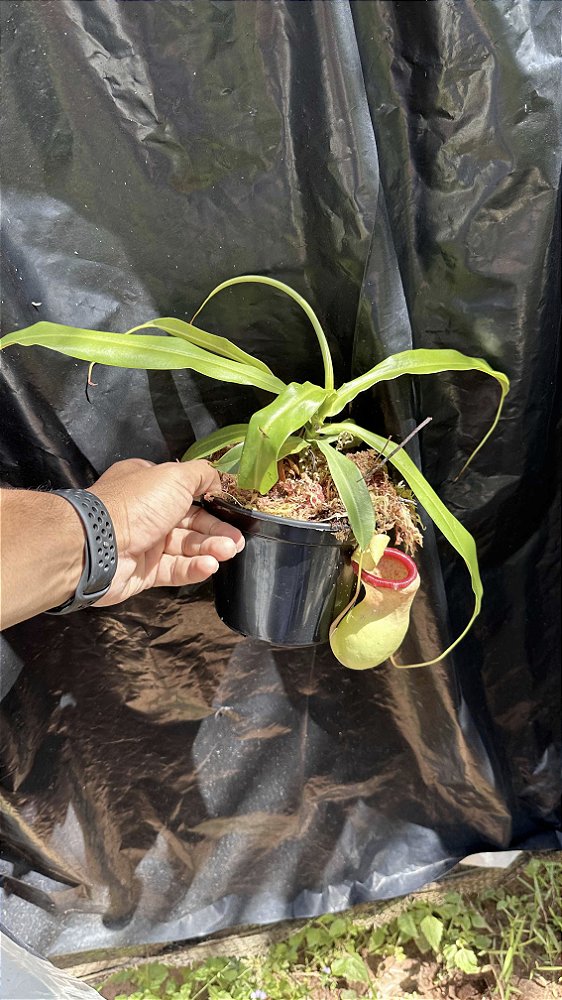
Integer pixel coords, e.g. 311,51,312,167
47,489,118,614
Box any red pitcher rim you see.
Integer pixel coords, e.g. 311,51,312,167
351,547,418,590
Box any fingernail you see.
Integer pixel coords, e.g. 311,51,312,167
236,537,245,552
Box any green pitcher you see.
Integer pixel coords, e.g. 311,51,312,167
330,547,420,670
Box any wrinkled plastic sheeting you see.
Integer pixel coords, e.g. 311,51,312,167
0,0,560,960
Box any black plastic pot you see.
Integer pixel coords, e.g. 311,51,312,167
203,496,355,647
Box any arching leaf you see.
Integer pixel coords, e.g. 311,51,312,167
192,275,335,391
129,317,274,376
0,323,286,395
324,349,509,476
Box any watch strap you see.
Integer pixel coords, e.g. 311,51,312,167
47,489,117,614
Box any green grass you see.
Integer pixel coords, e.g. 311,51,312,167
98,858,561,1000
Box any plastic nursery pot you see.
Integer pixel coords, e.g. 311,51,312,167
202,496,355,647
330,548,420,670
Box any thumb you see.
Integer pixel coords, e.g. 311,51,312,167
171,459,221,499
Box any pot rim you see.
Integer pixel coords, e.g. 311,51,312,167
203,493,350,535
352,547,418,590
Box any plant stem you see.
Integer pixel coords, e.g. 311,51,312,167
379,417,433,466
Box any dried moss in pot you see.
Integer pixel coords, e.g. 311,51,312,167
213,447,423,553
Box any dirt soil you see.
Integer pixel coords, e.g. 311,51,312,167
365,954,561,999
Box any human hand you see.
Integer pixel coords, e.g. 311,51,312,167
90,458,243,606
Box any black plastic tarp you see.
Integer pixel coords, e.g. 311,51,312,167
0,0,560,959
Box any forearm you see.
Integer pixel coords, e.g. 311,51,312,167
0,490,84,629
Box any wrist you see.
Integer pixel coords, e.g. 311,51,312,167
47,489,118,614
89,485,127,553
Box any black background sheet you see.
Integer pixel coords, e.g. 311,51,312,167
0,0,560,958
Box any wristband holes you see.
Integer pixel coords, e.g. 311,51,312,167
52,492,116,609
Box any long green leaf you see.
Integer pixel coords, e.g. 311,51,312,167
319,421,482,666
128,317,274,376
192,275,335,391
238,381,328,493
315,439,375,551
324,348,509,475
182,424,249,462
0,323,286,395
